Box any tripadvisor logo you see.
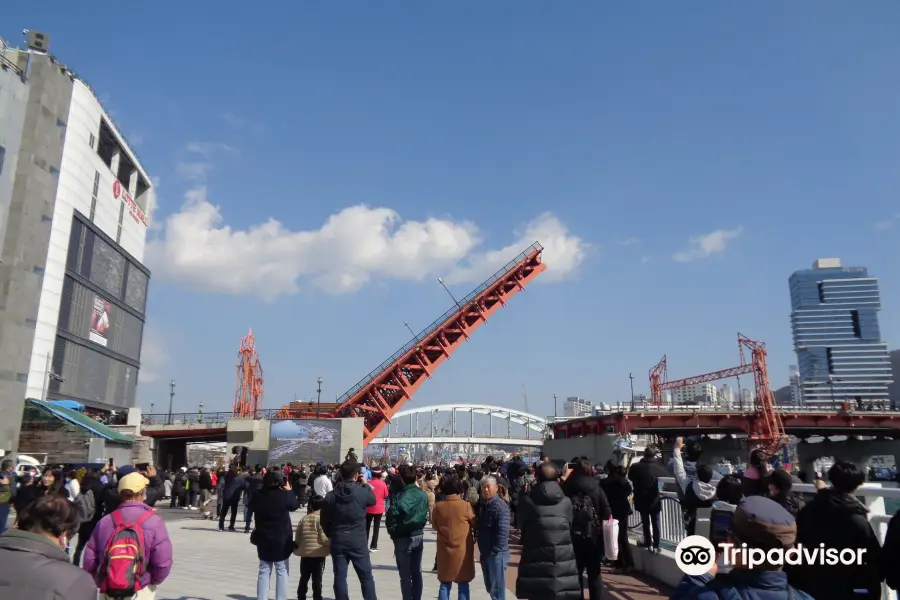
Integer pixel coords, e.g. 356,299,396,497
675,535,867,575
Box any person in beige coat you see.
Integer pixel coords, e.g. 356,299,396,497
431,475,476,600
293,495,330,600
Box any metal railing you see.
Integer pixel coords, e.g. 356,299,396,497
0,53,25,79
334,242,543,406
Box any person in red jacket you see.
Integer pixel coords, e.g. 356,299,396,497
366,468,389,551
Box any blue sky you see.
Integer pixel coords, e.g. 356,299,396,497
5,3,900,419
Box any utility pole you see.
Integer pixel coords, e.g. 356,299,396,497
316,377,323,418
167,379,175,425
553,393,558,419
629,373,635,411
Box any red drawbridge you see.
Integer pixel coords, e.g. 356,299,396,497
276,242,547,444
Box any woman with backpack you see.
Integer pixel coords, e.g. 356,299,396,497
83,471,173,600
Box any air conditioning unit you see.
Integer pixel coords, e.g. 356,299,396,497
26,30,50,52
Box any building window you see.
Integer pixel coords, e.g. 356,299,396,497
90,171,100,221
851,310,861,337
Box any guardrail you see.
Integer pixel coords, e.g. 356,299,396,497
0,53,25,80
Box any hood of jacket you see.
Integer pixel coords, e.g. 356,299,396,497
529,480,567,506
691,479,717,501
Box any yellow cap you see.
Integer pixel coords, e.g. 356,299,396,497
118,472,149,494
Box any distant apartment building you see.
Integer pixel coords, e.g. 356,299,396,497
670,383,718,405
718,384,734,408
0,33,154,452
789,258,893,409
739,387,755,408
563,396,593,417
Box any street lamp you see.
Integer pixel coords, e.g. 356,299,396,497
167,379,176,425
629,373,635,411
553,393,558,419
437,278,462,309
316,377,323,418
403,321,416,338
198,402,204,423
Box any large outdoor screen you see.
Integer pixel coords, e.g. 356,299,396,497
269,419,342,465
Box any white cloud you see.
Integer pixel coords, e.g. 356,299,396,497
673,226,743,263
444,212,588,285
875,214,900,231
138,325,168,384
145,189,588,300
176,162,214,182
184,142,238,158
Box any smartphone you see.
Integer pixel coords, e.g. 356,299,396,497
709,509,734,547
136,462,150,472
567,462,578,470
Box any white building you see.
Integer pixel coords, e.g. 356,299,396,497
0,33,153,452
739,388,755,408
670,383,718,406
718,384,734,408
563,396,593,417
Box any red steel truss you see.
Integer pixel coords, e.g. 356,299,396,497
275,242,547,445
233,329,265,418
649,333,788,453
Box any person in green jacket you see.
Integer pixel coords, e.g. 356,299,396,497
386,464,429,600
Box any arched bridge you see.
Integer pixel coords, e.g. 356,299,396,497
374,403,548,447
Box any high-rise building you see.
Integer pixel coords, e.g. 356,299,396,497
739,387,755,408
789,258,893,409
718,384,734,408
563,396,593,417
788,365,802,407
0,34,154,452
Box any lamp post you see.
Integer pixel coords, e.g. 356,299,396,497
316,377,323,418
629,373,635,411
167,380,175,425
403,321,416,338
198,401,204,423
553,393,558,419
437,278,462,309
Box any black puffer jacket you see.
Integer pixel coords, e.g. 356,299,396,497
515,481,581,600
791,488,883,600
561,473,612,523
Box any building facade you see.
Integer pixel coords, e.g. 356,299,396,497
788,364,802,407
670,383,718,405
789,258,893,409
563,396,593,417
0,36,153,452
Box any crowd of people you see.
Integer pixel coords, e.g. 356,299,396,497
1,440,900,600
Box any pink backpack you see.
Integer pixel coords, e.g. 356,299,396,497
99,510,154,597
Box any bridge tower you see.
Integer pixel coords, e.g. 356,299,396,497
276,242,547,445
233,329,264,418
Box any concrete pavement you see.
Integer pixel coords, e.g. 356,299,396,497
152,512,671,600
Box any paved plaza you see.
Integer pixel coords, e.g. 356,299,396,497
152,512,672,600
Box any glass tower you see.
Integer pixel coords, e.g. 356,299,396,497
789,258,893,409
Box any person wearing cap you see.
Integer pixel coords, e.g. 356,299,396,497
669,496,813,600
84,472,174,599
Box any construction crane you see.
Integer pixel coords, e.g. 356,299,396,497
648,333,788,453
276,242,547,445
232,329,264,418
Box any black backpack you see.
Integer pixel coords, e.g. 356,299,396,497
571,493,600,542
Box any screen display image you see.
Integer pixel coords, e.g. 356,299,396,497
89,294,112,347
269,419,342,465
710,509,735,547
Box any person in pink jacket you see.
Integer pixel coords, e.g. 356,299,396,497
84,472,173,600
365,468,390,551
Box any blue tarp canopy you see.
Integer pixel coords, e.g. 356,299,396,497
47,399,85,411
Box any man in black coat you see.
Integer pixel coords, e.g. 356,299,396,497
561,460,612,600
627,445,670,552
321,461,377,600
516,462,582,600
